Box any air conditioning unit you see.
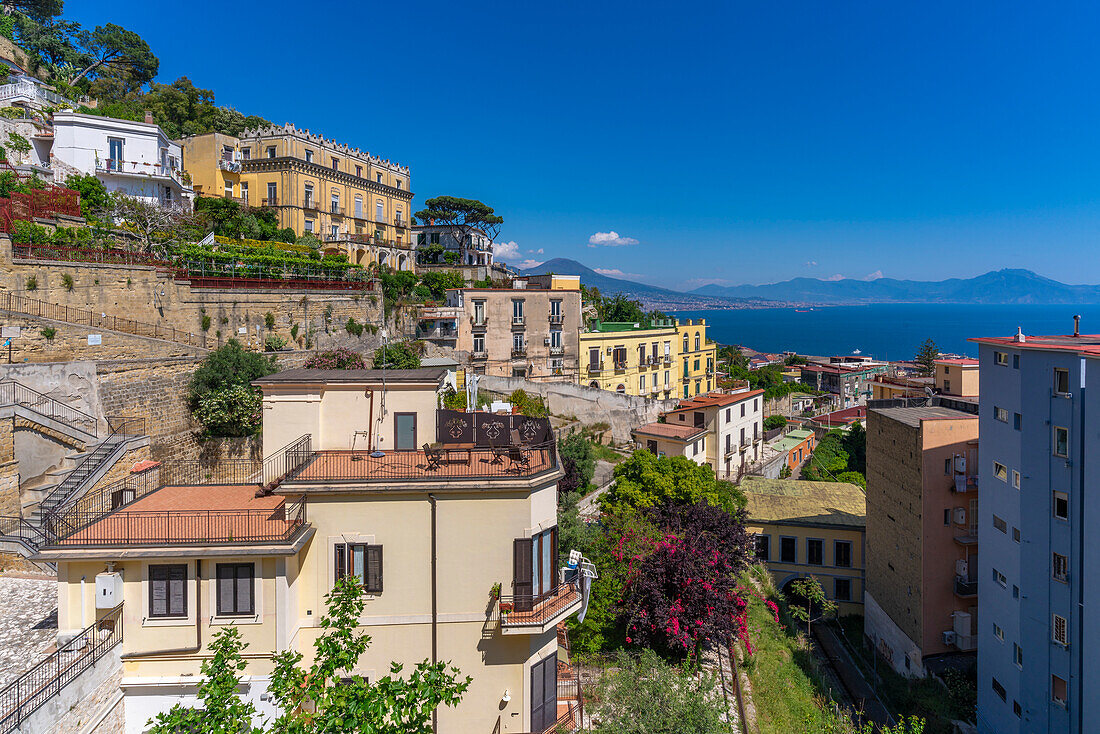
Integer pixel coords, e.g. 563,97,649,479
953,507,967,525
955,559,969,577
954,455,966,473
942,630,956,646
95,571,123,609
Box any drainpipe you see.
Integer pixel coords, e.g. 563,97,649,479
121,559,202,659
428,493,438,734
80,575,87,630
1077,358,1085,734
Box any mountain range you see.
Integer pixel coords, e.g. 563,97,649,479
519,261,1100,307
691,268,1100,305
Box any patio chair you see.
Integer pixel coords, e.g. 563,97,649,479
507,446,531,474
423,443,443,471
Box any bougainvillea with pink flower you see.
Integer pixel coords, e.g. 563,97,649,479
616,500,755,658
304,348,367,370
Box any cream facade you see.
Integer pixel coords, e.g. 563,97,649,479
580,319,679,398
37,368,588,734
437,275,582,381
677,319,718,398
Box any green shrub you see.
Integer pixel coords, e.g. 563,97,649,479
60,273,74,292
12,220,48,244
40,326,56,340
764,415,787,431
305,349,366,370
188,341,277,437
372,342,421,369
508,389,548,418
201,314,212,331
24,275,37,291
345,317,364,336
264,312,276,330
192,384,263,437
290,323,300,340
264,334,287,352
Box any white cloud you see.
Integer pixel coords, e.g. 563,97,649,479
588,231,639,247
804,260,818,267
536,248,544,254
594,268,643,279
494,240,521,260
514,259,543,270
864,270,884,281
824,273,845,281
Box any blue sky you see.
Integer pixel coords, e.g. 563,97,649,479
63,1,1100,290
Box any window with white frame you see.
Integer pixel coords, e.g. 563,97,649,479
1053,490,1069,520
994,406,1008,422
1054,368,1070,394
995,351,1008,366
993,568,1007,587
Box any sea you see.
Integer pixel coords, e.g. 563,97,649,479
669,303,1100,361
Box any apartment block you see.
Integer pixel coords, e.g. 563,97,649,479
864,399,979,678
52,111,192,206
972,329,1099,734
35,367,590,733
179,125,414,268
423,275,582,381
743,476,866,615
633,386,764,480
414,224,494,266
677,319,718,398
801,362,886,408
580,318,679,398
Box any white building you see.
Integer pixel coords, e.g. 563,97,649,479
51,111,192,206
414,224,494,266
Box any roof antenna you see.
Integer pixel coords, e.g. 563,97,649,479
1074,314,1081,338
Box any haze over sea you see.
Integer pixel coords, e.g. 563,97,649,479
671,304,1100,361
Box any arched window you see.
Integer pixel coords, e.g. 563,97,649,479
616,384,626,394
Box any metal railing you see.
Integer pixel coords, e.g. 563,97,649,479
261,197,279,207
12,242,169,267
0,291,207,348
36,419,138,519
494,580,581,628
54,499,306,547
954,576,977,597
0,603,123,734
292,443,557,484
0,380,98,435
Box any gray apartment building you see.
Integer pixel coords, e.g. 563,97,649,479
972,328,1099,733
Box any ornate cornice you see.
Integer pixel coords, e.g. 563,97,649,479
241,157,414,201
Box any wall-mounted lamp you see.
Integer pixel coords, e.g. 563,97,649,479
501,690,511,704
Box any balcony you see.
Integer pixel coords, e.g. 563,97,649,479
95,159,189,188
549,346,564,356
352,209,368,221
287,445,557,485
953,531,978,546
613,362,627,373
953,475,978,493
549,312,564,324
512,316,526,328
394,218,406,228
262,197,279,207
470,316,489,329
375,214,389,225
495,580,583,635
954,575,977,598
472,350,488,360
511,347,528,359
330,204,344,216
421,306,462,320
217,159,241,173
303,199,320,211
587,362,604,374
416,325,457,341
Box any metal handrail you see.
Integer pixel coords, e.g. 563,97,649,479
495,580,581,627
0,380,98,435
0,603,123,734
0,290,206,348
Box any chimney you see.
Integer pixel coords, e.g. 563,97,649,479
1074,314,1081,337
144,110,153,124
1013,327,1026,344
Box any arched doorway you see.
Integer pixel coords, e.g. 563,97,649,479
616,384,626,394
589,381,599,389
378,253,389,269
398,253,408,271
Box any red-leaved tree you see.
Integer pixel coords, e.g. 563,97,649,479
617,501,754,658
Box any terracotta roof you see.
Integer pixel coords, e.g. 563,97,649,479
289,448,555,483
742,477,865,529
969,334,1100,356
667,389,764,413
812,406,867,426
633,422,707,442
254,368,446,385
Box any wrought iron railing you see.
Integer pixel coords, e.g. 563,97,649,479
494,580,581,628
0,603,123,734
954,576,977,597
0,379,98,435
53,498,306,547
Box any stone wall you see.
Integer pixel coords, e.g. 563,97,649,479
476,374,679,444
0,312,207,362
0,235,388,360
15,648,122,734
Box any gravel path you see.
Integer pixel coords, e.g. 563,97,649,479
0,576,58,688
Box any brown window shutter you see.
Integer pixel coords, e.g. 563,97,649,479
513,538,533,611
150,566,167,617
334,543,346,584
366,545,383,594
217,564,234,615
168,565,187,617
236,564,253,614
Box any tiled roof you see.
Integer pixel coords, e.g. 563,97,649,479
667,389,764,413
970,334,1100,356
633,422,707,442
742,477,865,528
812,406,867,425
254,368,446,385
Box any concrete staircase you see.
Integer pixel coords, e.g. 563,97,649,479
23,433,132,524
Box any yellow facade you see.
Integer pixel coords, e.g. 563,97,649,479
579,320,679,398
179,125,415,270
678,318,717,398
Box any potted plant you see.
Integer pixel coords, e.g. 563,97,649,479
499,600,513,619
490,582,501,601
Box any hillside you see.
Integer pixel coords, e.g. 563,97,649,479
520,258,781,310
692,268,1100,305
